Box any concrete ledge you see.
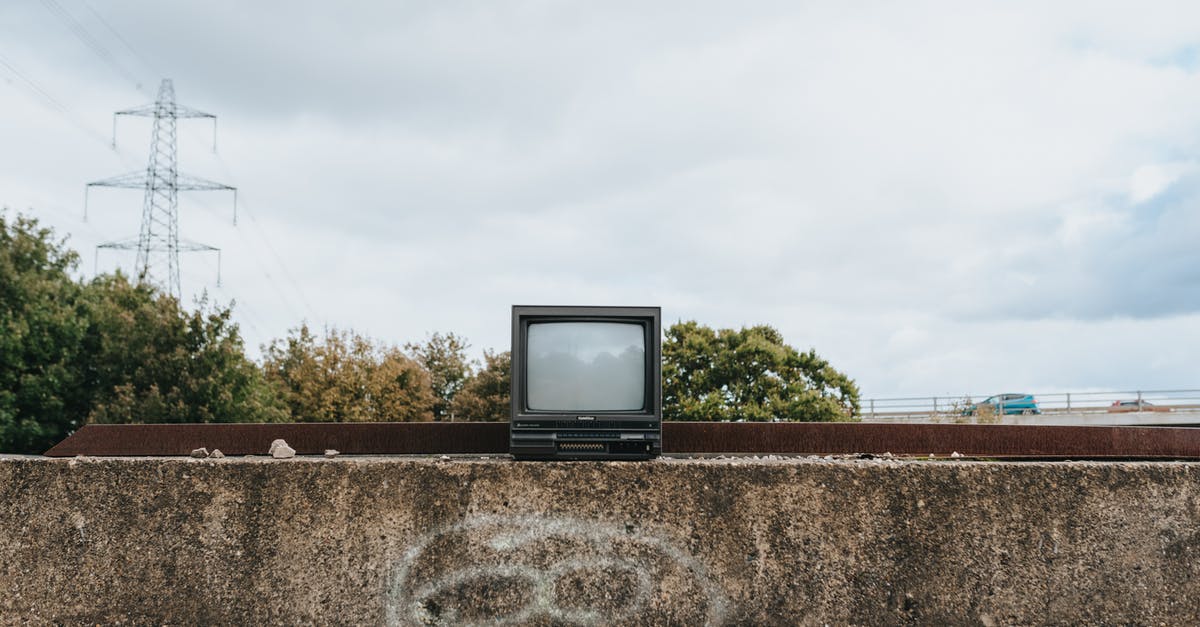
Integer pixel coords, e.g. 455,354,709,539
1,455,1198,624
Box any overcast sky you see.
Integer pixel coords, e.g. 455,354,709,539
2,0,1199,400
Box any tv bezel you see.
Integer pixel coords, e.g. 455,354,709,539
511,305,662,423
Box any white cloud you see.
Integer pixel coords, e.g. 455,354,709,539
1129,162,1194,204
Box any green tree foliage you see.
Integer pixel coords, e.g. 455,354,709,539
662,321,860,422
405,332,473,420
79,274,288,425
262,324,436,422
0,213,88,453
451,350,510,421
0,213,288,453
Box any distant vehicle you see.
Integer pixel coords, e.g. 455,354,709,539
1107,400,1171,413
963,393,1041,416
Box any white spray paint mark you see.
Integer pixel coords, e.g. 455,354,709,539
384,515,727,627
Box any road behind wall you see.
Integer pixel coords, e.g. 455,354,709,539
1,455,1198,625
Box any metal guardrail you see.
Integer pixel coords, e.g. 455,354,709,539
861,389,1200,420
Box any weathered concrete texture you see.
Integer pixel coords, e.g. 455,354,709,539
1,456,1199,625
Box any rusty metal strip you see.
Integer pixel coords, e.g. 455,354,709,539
41,422,1200,458
42,423,510,457
661,422,1200,458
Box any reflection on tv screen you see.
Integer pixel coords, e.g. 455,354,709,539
526,322,645,411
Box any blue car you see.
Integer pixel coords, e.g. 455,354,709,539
965,393,1041,416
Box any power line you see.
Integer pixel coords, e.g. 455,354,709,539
80,0,161,80
183,191,304,325
179,254,268,338
0,52,67,113
235,195,323,322
209,152,323,323
38,0,146,94
0,49,115,150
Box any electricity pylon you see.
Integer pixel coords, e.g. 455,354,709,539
85,78,235,301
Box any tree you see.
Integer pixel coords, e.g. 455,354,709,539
0,213,89,453
405,332,473,420
79,274,288,425
451,350,510,421
662,321,860,422
262,324,435,422
0,213,286,454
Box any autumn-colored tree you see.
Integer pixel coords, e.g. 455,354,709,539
405,332,473,420
262,325,435,422
451,350,510,421
662,321,859,422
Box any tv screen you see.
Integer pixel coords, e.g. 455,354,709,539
526,321,646,411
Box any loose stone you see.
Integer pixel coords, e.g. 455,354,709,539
269,439,296,459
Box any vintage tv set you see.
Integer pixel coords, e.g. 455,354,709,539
510,305,662,460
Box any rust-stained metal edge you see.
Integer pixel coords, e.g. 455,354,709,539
42,423,510,457
661,422,1200,458
41,422,1200,459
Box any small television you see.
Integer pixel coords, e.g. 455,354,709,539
510,305,662,460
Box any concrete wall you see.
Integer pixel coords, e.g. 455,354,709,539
1,455,1198,625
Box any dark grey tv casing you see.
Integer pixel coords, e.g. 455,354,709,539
510,305,662,461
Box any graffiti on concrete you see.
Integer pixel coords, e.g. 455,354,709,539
385,515,726,626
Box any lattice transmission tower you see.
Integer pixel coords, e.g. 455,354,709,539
85,78,236,301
